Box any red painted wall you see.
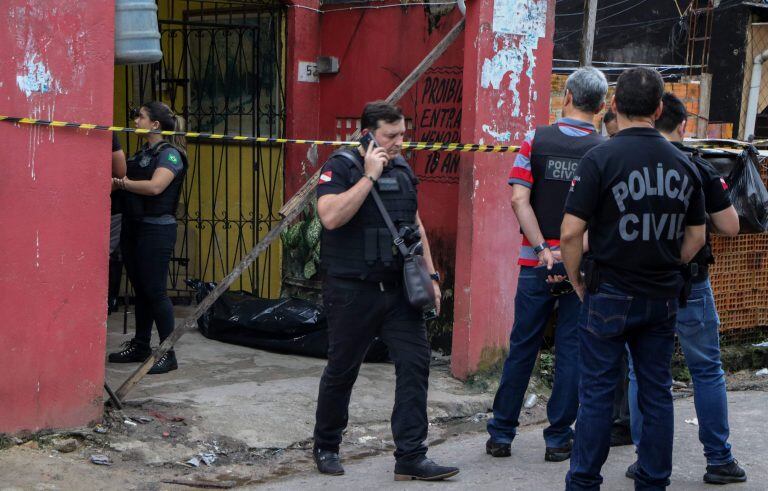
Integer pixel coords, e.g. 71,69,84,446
0,1,113,432
284,0,322,196
311,6,466,292
452,0,556,378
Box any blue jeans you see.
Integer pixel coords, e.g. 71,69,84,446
628,279,733,466
566,284,677,491
487,265,581,448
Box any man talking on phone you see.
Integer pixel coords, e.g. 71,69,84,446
311,101,458,482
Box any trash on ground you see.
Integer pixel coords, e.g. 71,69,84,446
755,368,768,376
11,437,23,445
90,454,112,466
93,424,108,434
469,412,489,423
684,418,699,426
357,436,376,444
132,416,153,424
54,438,79,453
162,431,171,438
123,419,137,427
752,341,768,348
185,456,201,467
524,393,538,409
200,452,217,465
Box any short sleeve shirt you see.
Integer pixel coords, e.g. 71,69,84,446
112,133,122,152
564,127,706,298
316,151,419,198
155,145,184,176
506,118,599,266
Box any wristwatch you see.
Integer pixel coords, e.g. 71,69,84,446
429,272,441,283
533,241,550,255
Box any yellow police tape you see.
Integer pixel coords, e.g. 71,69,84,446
0,115,519,154
4,114,765,153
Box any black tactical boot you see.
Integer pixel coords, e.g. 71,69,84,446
704,460,747,484
394,457,459,481
486,438,512,457
108,339,151,363
148,350,178,374
545,442,572,462
313,447,344,476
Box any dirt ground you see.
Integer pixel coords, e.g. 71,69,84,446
1,370,766,490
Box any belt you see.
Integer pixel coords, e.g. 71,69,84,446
327,276,402,292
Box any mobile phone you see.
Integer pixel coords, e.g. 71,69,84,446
359,131,379,151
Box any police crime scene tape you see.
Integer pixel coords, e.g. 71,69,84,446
0,115,519,153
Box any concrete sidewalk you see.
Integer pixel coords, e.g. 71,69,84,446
262,391,767,490
105,306,498,449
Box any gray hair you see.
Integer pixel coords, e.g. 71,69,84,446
565,67,608,113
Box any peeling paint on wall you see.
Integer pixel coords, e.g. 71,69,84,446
481,124,512,142
480,0,548,141
16,52,57,98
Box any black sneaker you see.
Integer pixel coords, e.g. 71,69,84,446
704,460,747,484
148,350,178,374
108,339,151,363
626,461,638,480
313,447,344,476
545,442,572,462
486,438,511,457
394,457,459,481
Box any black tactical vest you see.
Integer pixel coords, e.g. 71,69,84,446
320,149,419,281
529,124,604,238
123,141,187,218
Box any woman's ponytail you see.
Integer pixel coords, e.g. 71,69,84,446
171,114,187,155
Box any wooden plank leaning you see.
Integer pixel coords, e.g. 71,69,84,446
114,17,465,402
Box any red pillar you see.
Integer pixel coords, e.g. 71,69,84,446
451,0,555,379
0,1,114,431
284,0,321,197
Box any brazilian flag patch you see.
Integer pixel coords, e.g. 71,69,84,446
168,154,178,163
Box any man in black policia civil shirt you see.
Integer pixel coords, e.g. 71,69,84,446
311,101,459,482
624,92,746,485
560,68,707,490
486,67,608,462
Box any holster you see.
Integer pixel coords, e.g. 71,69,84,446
679,263,696,307
582,256,600,294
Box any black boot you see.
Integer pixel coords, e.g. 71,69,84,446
545,441,572,462
486,438,511,457
394,457,459,481
148,350,178,374
704,460,747,484
108,339,151,363
313,447,344,476
626,461,638,480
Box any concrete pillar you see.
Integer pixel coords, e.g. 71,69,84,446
0,1,114,432
451,0,556,379
284,0,322,196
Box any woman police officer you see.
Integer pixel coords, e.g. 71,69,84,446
107,101,187,374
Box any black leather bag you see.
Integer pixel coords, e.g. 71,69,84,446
337,151,436,311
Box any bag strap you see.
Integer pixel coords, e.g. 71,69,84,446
335,150,411,257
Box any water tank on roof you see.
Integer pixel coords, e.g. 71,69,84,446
115,0,163,65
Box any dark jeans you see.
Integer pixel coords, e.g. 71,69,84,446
121,219,177,347
612,352,630,429
487,265,581,448
313,276,430,462
629,278,734,466
566,284,677,491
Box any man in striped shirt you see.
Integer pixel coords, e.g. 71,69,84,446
486,67,608,462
